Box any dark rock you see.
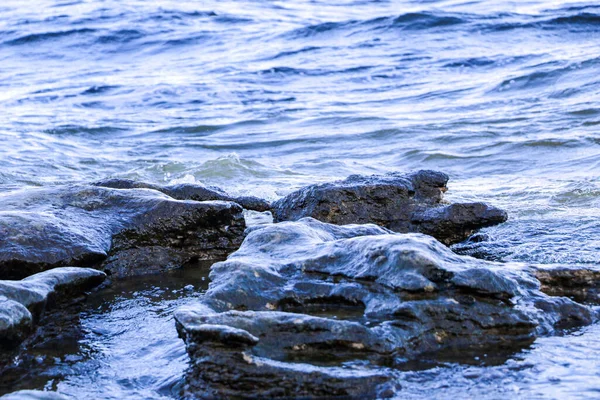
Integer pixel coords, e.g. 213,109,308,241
175,218,595,398
0,267,105,349
176,306,397,399
0,185,245,279
94,178,271,212
534,265,600,305
272,170,507,245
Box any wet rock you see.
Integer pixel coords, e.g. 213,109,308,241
0,390,69,400
94,178,271,212
534,265,600,305
175,218,594,398
0,185,245,279
176,306,397,399
0,267,105,349
272,170,507,245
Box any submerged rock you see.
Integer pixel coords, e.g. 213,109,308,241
0,185,245,279
272,170,507,245
175,218,596,399
94,178,271,212
0,267,105,349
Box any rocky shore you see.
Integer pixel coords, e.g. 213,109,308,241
1,171,598,399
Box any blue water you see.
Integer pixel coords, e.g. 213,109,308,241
1,0,599,398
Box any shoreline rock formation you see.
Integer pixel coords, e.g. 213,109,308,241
534,265,600,305
93,178,271,212
0,267,105,350
3,171,595,399
0,171,507,281
175,218,598,399
0,185,246,280
272,170,507,245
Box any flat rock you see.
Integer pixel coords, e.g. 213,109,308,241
175,218,596,398
0,267,105,349
272,170,507,245
0,185,246,279
94,178,271,212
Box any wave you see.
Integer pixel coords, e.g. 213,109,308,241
142,10,217,21
81,85,121,95
545,12,600,26
96,29,146,44
267,46,322,60
443,57,496,68
287,10,600,40
389,12,466,29
4,28,96,45
147,119,266,136
567,108,600,116
139,9,250,24
4,9,600,53
257,65,373,77
43,125,128,137
482,12,600,32
287,11,468,38
491,56,600,94
161,33,213,47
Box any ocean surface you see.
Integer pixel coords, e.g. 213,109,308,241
0,0,599,398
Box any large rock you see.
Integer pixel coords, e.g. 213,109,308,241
0,185,246,279
94,178,271,212
272,170,507,245
176,306,396,399
0,267,105,349
175,218,596,398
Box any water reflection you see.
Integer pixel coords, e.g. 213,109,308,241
0,262,212,399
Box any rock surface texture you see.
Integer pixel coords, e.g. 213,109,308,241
94,178,271,212
175,218,598,399
0,185,246,279
272,170,507,245
0,267,105,349
534,265,600,305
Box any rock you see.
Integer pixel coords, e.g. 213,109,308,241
94,178,271,212
0,185,246,279
534,265,600,305
175,218,595,398
0,390,69,400
176,306,397,399
0,267,105,349
272,170,507,245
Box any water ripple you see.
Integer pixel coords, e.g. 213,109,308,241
0,0,600,396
